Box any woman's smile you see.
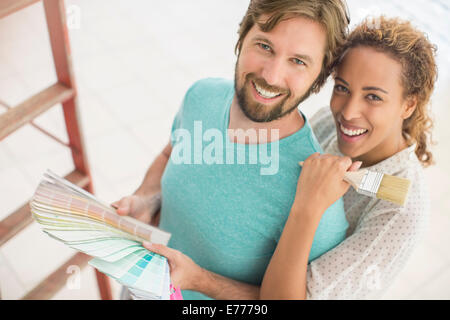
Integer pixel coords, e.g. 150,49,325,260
337,120,369,143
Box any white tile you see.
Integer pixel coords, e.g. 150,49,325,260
0,73,32,107
409,264,450,299
86,127,153,183
74,50,139,92
0,144,15,170
0,53,19,82
111,174,149,200
95,80,167,128
0,2,44,52
382,271,417,300
20,148,74,190
127,117,171,155
69,30,108,62
2,125,67,166
382,238,449,299
1,222,77,292
0,250,26,300
0,167,35,221
31,104,69,144
88,170,121,209
19,65,58,98
424,204,450,262
77,92,121,140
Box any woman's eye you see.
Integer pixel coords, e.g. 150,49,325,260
334,84,348,93
367,94,382,101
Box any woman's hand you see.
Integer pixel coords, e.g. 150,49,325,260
293,153,362,217
142,242,204,291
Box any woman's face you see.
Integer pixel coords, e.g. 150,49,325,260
330,46,416,166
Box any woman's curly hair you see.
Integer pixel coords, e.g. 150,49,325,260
336,16,437,167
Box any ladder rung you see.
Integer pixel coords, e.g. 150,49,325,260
0,0,40,19
0,169,90,247
22,251,91,300
0,82,75,140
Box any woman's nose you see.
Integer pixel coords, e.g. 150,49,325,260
340,96,362,121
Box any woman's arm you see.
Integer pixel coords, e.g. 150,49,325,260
262,157,427,300
260,204,323,299
260,154,360,299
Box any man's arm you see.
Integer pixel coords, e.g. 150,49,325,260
112,141,172,224
134,141,172,198
144,242,260,300
118,140,260,299
196,269,260,300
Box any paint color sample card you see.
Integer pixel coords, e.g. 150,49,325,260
30,170,177,300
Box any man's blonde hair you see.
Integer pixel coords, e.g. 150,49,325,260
235,0,350,93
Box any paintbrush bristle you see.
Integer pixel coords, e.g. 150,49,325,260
376,174,411,206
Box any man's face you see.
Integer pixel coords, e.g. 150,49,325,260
235,15,327,122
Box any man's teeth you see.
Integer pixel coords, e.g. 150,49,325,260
340,124,368,136
254,83,281,99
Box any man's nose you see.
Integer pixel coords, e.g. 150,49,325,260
261,58,285,87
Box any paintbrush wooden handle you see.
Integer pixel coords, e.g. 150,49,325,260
298,161,365,190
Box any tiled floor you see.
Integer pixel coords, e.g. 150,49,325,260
0,0,449,299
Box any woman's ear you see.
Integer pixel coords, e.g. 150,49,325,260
402,95,417,120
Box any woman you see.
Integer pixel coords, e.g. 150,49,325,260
260,16,437,299
144,16,437,299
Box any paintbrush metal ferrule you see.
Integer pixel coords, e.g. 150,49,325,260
356,170,384,198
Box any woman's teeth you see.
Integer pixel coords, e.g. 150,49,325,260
254,82,281,99
340,124,368,136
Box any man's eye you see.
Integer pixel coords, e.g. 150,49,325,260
293,58,305,66
259,43,271,51
367,94,382,101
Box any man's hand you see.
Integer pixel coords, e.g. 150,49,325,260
111,194,160,224
142,242,204,291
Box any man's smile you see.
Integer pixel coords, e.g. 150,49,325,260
251,80,285,103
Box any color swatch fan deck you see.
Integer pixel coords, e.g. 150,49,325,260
30,170,175,300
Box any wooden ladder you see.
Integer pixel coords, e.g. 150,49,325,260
0,0,112,300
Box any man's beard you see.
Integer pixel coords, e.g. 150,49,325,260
234,68,314,123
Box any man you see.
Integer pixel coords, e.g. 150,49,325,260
113,0,350,299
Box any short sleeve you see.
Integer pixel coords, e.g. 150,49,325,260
169,105,183,146
169,80,199,146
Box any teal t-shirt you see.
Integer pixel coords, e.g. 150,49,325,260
160,78,348,299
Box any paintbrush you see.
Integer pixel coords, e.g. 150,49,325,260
298,161,411,206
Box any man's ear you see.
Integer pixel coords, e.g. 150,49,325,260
402,95,417,120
